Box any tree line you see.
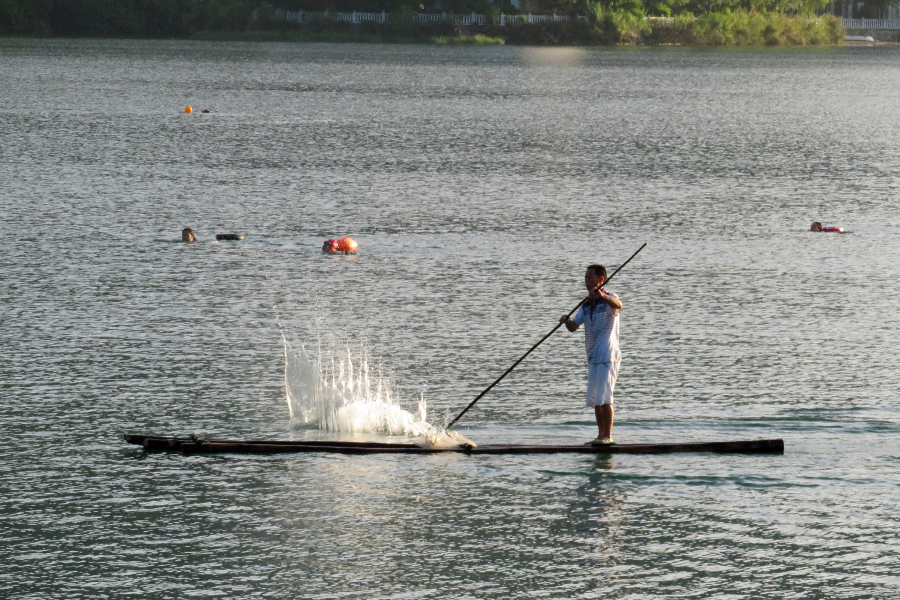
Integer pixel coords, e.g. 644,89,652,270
0,0,859,38
0,0,256,36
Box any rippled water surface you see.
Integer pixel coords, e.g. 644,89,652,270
2,39,900,599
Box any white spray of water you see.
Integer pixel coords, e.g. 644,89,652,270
283,336,474,447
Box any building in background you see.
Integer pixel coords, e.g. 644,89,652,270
838,0,900,19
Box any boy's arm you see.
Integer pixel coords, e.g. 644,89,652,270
559,314,581,332
599,291,622,312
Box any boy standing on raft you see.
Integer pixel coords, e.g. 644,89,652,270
560,264,623,445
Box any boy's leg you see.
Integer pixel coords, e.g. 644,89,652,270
594,405,614,439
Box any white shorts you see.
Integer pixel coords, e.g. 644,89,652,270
586,361,620,407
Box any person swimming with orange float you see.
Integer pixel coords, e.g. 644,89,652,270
183,228,243,241
322,237,358,254
810,222,843,232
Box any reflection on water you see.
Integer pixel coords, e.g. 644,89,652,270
514,47,591,68
549,456,626,569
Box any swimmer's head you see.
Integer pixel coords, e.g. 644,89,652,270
810,222,823,232
182,228,196,242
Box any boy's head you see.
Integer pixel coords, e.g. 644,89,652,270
585,264,607,290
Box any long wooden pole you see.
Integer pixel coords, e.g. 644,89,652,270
443,243,647,433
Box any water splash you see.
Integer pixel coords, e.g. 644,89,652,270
283,336,473,448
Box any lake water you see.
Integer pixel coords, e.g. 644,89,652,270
2,38,899,599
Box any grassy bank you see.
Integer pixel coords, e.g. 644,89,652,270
649,12,844,45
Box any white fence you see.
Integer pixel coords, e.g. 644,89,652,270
498,13,576,25
842,18,900,28
273,10,487,25
275,10,389,23
271,10,583,26
419,12,487,24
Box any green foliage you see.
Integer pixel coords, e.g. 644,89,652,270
691,11,839,44
0,0,262,36
602,8,650,41
525,0,576,16
681,0,830,17
0,0,28,33
438,0,495,14
188,0,256,32
583,0,650,41
432,33,504,42
645,10,843,44
584,0,603,22
0,0,844,45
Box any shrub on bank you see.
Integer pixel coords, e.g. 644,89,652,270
502,10,839,45
433,33,505,43
645,11,843,45
502,7,651,45
598,8,652,43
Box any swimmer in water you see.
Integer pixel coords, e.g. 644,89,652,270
182,228,196,242
810,222,823,232
322,237,358,253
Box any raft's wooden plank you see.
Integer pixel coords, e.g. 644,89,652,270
126,434,423,451
471,439,785,455
174,439,784,455
180,442,448,455
143,437,188,451
126,434,783,455
206,439,422,448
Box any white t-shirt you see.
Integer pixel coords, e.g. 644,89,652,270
571,288,620,364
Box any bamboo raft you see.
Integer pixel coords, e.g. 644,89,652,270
124,434,784,455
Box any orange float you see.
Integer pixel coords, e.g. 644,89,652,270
335,237,358,253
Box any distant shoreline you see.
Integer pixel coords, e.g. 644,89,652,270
188,30,506,45
2,12,845,47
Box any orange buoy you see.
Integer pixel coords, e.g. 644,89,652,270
185,106,193,114
335,237,358,253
